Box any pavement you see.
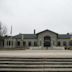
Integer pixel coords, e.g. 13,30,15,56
0,50,72,58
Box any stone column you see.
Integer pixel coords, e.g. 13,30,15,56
4,39,7,48
20,40,23,48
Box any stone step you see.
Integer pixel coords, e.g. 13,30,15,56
1,58,72,62
0,57,72,71
1,59,72,62
0,61,72,65
0,65,72,68
0,68,72,71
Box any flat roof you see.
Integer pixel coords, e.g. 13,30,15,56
0,50,72,58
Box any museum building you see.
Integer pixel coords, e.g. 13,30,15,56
2,29,72,49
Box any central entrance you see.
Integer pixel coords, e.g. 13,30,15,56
44,36,51,47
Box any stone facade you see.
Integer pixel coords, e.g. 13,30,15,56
2,29,72,49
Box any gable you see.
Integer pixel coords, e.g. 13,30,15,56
36,29,58,35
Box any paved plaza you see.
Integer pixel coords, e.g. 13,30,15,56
0,50,72,58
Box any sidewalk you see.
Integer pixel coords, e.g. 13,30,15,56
0,50,71,58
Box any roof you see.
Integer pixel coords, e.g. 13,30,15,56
13,29,58,39
36,29,58,35
23,34,37,39
58,34,72,39
13,34,37,39
4,36,11,39
13,34,22,39
4,29,72,39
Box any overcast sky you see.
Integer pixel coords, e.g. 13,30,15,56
0,0,72,35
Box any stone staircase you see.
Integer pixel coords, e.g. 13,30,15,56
0,57,72,72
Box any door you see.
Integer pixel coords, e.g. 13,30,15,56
44,36,51,47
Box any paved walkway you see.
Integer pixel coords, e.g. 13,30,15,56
0,50,72,58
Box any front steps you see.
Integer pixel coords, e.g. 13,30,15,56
0,57,72,72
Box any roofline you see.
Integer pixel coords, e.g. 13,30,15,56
36,29,58,35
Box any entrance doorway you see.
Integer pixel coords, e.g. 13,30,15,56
44,36,51,47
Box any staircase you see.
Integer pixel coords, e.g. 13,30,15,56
0,57,72,72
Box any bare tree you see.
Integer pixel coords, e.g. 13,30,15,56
0,22,7,36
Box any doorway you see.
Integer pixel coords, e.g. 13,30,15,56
44,36,51,47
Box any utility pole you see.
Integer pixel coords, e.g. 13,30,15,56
10,25,13,48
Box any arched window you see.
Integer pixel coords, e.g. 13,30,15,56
63,41,67,46
69,40,72,46
57,41,61,46
44,36,51,41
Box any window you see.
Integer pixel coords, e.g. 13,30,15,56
23,41,26,46
28,41,31,46
17,41,20,46
2,41,4,46
9,41,10,46
63,41,67,46
57,41,61,46
44,36,51,40
69,40,72,46
34,41,37,46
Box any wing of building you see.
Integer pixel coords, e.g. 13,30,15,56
1,29,72,49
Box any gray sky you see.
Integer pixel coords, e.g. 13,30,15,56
0,0,72,35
